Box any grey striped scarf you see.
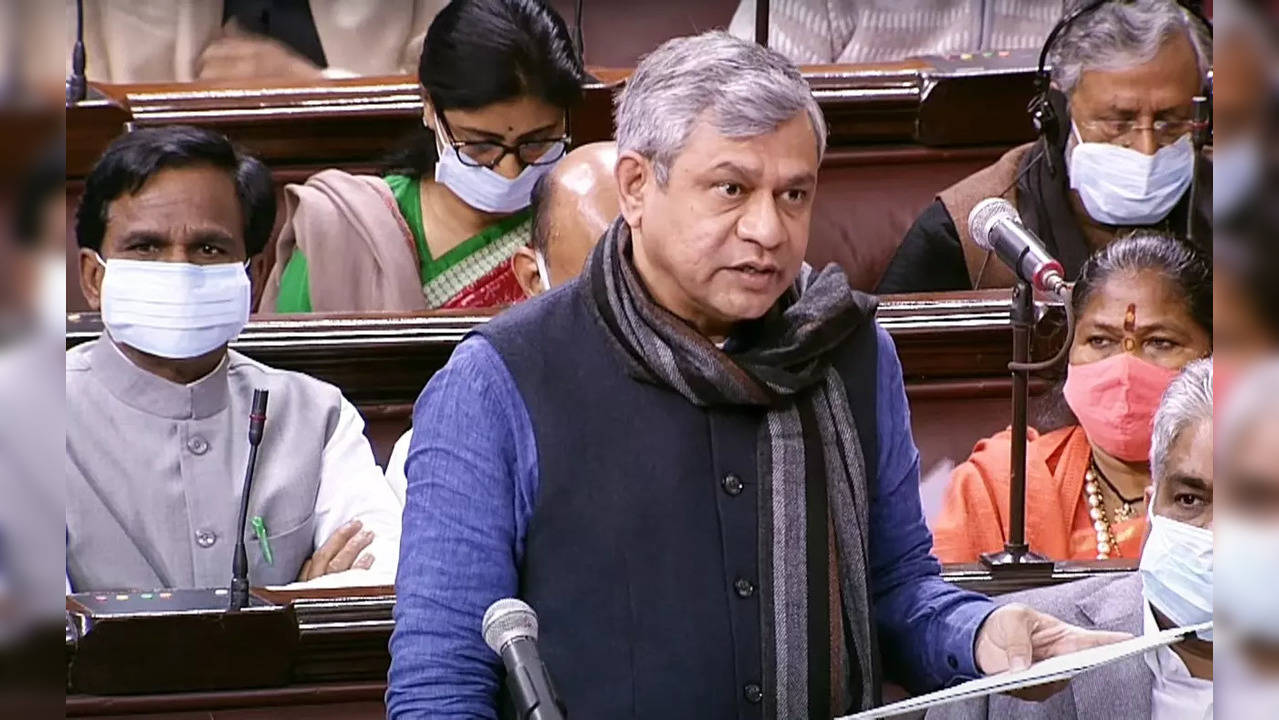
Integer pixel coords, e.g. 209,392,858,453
585,218,878,717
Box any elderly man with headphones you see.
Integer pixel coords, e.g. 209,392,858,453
876,0,1212,294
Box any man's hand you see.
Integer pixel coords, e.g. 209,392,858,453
297,520,375,582
197,21,324,82
974,603,1131,701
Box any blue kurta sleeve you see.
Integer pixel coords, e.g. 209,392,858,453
387,336,540,719
868,324,997,691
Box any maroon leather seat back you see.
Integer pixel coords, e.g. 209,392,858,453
808,149,1002,291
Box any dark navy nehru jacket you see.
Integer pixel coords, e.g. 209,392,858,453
387,281,996,719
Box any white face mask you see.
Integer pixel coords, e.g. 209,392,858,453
534,248,552,293
1139,513,1213,641
1214,517,1279,642
432,116,558,214
1213,137,1261,218
97,256,250,359
1068,122,1194,226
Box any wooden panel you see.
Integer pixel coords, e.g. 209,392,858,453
64,292,1065,468
65,292,1065,408
65,55,1040,181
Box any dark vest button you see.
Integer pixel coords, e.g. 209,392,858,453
744,683,763,704
733,578,755,598
721,473,743,496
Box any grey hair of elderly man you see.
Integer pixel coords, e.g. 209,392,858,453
1048,0,1212,97
1150,358,1213,487
614,29,828,187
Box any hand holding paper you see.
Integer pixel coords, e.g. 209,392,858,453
843,621,1211,720
973,603,1133,700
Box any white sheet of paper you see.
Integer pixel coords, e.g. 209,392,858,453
840,621,1212,720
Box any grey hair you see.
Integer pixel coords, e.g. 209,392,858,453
1049,0,1212,97
1150,358,1213,486
1220,359,1279,459
614,30,827,186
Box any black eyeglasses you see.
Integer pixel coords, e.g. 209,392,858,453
436,112,571,170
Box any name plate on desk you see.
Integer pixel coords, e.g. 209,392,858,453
67,588,297,695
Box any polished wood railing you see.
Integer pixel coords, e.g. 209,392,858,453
66,290,1066,409
66,52,1040,181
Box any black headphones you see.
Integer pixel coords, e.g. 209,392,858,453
1029,0,1213,171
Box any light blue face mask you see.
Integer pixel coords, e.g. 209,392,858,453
1139,513,1213,642
1213,138,1262,218
96,256,251,359
1068,122,1194,226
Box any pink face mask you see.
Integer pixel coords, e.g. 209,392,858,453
1063,353,1182,462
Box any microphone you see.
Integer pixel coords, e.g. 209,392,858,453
968,198,1068,297
66,0,88,105
483,598,566,720
229,389,269,612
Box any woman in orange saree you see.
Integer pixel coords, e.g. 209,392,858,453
932,232,1213,563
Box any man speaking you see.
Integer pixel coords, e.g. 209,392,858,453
388,31,1124,719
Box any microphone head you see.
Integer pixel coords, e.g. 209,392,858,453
968,197,1018,252
251,389,269,416
483,598,538,655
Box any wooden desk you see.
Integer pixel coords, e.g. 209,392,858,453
67,683,386,719
66,561,1134,717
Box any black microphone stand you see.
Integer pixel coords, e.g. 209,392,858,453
229,389,269,612
755,0,770,47
65,0,88,105
981,283,1053,570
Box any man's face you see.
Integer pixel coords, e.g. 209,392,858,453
619,113,819,338
79,165,247,311
1221,415,1279,525
1150,418,1213,529
1068,32,1201,156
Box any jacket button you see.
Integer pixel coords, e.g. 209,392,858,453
744,683,763,704
721,473,743,496
734,578,755,598
195,529,218,548
187,436,209,455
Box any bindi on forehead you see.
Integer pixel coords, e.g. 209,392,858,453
1123,304,1138,351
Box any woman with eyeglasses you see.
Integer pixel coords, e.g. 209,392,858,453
263,0,582,312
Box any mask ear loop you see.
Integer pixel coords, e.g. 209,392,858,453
534,249,552,292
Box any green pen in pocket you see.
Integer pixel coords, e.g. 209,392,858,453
251,516,274,566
